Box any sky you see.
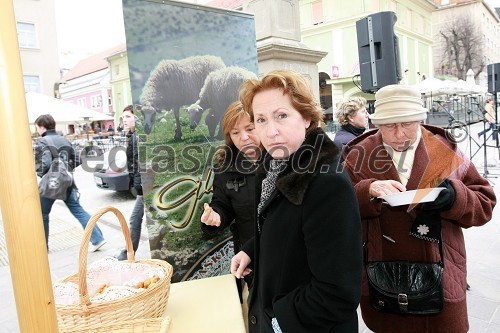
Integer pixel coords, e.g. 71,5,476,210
54,0,500,69
53,0,215,68
488,0,500,6
54,0,126,68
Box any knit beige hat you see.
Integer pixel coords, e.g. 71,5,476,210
370,84,428,125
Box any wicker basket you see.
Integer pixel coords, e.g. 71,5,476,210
55,206,173,333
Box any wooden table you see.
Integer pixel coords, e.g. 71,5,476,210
164,274,247,333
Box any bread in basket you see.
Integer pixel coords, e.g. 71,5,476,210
54,206,173,333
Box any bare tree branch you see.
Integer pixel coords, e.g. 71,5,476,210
437,14,484,80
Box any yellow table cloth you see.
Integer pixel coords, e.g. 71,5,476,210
165,274,247,333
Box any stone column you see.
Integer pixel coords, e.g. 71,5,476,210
244,0,327,100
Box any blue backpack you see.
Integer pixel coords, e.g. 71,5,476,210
38,136,73,200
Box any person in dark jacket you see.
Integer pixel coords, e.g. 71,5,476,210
117,122,124,135
333,96,368,152
34,114,106,252
232,70,362,333
201,101,260,252
201,101,260,299
116,105,144,260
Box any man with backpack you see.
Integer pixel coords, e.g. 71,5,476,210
34,114,106,252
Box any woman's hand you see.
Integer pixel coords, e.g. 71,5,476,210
369,180,406,198
231,251,252,279
200,203,221,227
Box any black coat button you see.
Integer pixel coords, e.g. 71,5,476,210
250,315,257,325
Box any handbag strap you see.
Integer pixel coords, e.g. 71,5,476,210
363,217,444,268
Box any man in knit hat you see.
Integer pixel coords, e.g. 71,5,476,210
342,84,496,333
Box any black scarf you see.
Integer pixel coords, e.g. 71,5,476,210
341,123,366,137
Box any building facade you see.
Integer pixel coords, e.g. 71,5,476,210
107,47,132,124
58,44,132,131
13,0,61,97
59,45,125,132
432,0,500,86
299,0,436,109
205,0,436,113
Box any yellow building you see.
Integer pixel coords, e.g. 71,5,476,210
107,47,132,124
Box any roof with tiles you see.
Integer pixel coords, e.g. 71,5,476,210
62,43,126,81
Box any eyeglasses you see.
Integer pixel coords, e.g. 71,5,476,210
378,122,420,130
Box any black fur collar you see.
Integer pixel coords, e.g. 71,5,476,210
259,128,340,205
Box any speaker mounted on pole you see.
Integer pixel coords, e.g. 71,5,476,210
488,63,500,93
356,11,402,93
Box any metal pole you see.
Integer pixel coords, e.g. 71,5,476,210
0,0,59,331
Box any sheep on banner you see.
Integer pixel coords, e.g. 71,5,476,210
187,66,258,139
140,55,226,140
123,0,259,282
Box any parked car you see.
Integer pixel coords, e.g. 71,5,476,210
93,148,135,196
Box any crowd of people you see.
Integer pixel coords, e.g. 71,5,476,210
34,69,496,333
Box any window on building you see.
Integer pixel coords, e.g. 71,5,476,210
114,64,120,76
415,14,424,33
23,75,40,93
77,98,86,107
312,1,323,25
117,92,123,110
407,9,412,28
17,22,37,48
91,95,102,108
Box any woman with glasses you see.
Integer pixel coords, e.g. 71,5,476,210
343,84,496,333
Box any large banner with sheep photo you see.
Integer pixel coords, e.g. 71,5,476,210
122,0,258,282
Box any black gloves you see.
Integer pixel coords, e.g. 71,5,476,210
422,179,456,212
411,180,455,242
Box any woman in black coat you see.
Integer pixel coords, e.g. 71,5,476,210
232,70,362,333
333,97,368,152
201,101,261,252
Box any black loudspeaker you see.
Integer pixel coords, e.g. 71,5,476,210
488,63,500,93
356,11,402,93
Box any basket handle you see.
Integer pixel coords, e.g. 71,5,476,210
78,206,134,305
